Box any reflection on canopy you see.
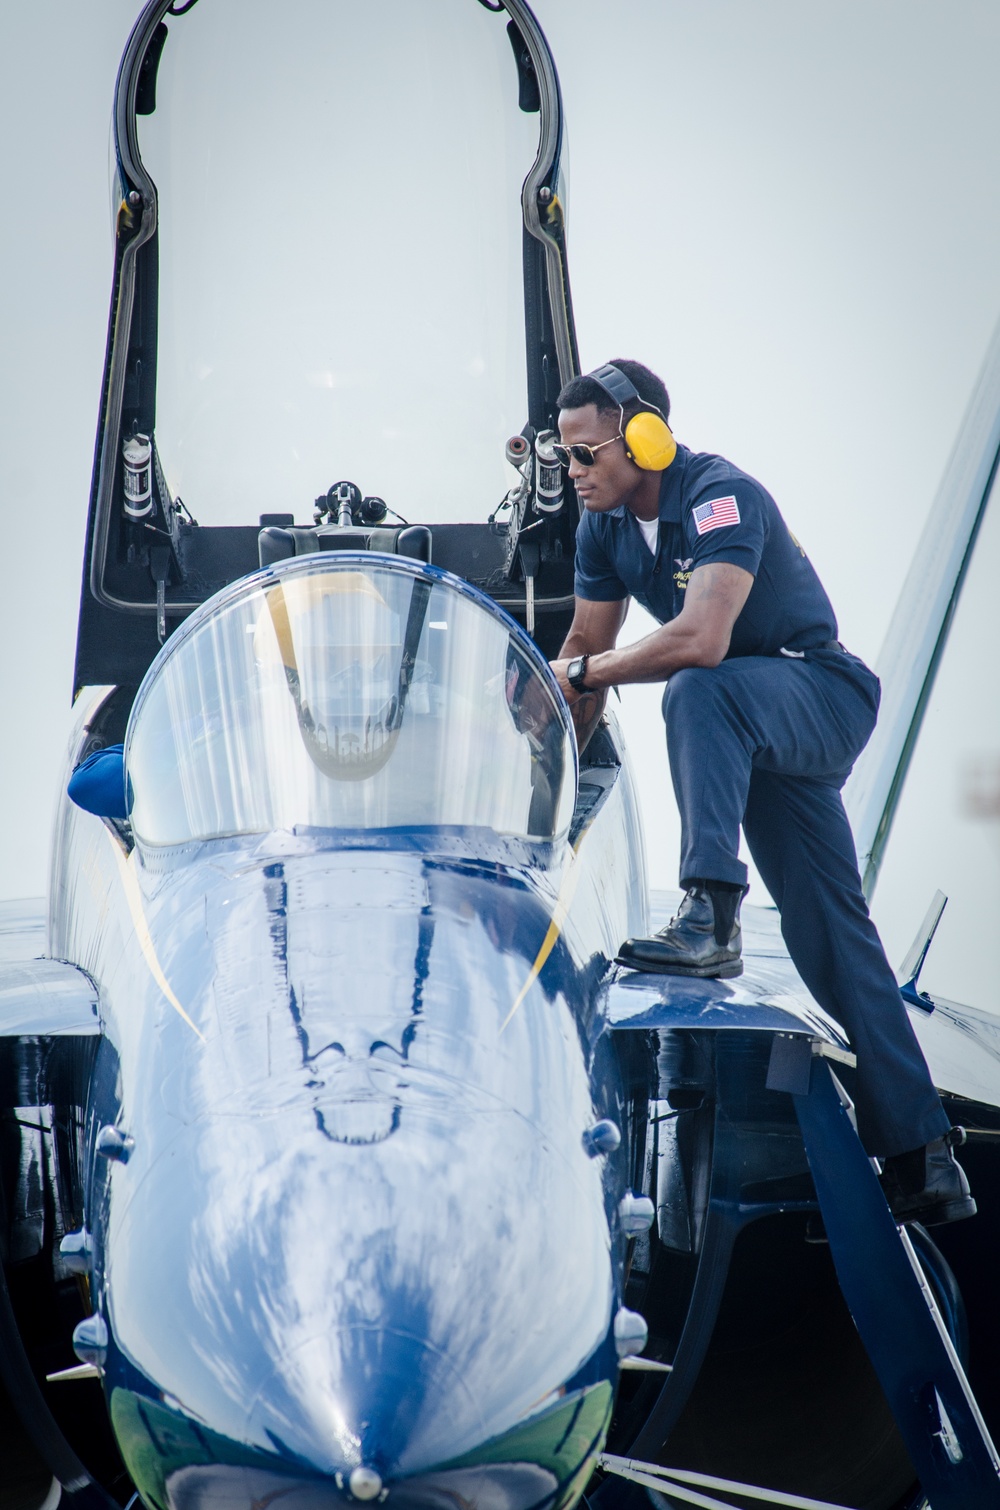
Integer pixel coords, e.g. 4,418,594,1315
126,559,576,846
257,570,426,782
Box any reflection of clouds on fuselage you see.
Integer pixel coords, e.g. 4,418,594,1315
299,902,435,1147
189,852,568,1139
196,857,419,1138
161,848,613,1470
443,869,555,1001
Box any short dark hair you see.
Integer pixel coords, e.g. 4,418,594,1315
557,359,670,424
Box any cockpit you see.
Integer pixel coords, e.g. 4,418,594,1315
125,557,577,849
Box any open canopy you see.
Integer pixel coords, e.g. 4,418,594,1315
75,0,579,692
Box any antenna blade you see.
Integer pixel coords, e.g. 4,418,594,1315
898,889,948,987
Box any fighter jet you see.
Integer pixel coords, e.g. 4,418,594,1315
2,4,1000,1510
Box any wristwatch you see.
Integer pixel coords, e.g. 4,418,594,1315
567,654,591,692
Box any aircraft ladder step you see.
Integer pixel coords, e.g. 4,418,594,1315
767,1035,1000,1510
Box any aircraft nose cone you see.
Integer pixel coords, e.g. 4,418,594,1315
349,1467,383,1500
243,1325,484,1482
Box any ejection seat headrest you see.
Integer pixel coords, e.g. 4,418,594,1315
258,524,431,570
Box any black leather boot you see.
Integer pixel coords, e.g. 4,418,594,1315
880,1127,977,1227
617,883,746,978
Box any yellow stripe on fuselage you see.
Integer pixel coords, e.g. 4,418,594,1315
105,832,205,1042
499,840,584,1036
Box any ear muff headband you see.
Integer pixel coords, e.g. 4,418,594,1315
587,363,677,471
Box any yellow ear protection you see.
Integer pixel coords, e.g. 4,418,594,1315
588,363,677,471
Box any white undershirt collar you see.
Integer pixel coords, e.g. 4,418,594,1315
635,513,660,556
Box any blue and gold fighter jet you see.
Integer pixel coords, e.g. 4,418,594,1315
2,5,1000,1510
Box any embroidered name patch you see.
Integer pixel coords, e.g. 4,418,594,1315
693,495,740,535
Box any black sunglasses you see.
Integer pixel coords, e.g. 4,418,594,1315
551,434,623,468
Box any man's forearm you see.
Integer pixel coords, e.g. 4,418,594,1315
568,687,607,752
559,564,750,691
584,618,721,688
558,626,593,659
551,616,721,712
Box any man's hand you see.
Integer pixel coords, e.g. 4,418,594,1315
550,660,607,751
550,598,625,753
550,658,579,705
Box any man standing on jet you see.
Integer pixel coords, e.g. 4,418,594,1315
549,358,973,1229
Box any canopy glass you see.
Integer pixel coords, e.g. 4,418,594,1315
126,558,576,846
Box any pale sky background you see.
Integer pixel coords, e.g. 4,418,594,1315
0,1,998,1006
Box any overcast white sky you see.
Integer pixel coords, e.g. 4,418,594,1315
0,1,997,1005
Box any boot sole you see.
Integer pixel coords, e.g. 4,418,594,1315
809,1196,978,1244
897,1195,978,1228
615,955,744,980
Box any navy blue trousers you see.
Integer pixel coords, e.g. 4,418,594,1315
662,648,949,1158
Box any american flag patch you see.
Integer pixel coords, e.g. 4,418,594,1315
693,495,741,535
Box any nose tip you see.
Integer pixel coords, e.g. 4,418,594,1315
349,1467,383,1500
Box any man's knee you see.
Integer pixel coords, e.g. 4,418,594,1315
661,665,722,726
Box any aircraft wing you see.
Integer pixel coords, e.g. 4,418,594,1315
0,899,98,1020
608,893,1000,1115
905,993,1000,1108
0,958,100,1040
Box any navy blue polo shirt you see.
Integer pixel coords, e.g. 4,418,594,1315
574,442,837,657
